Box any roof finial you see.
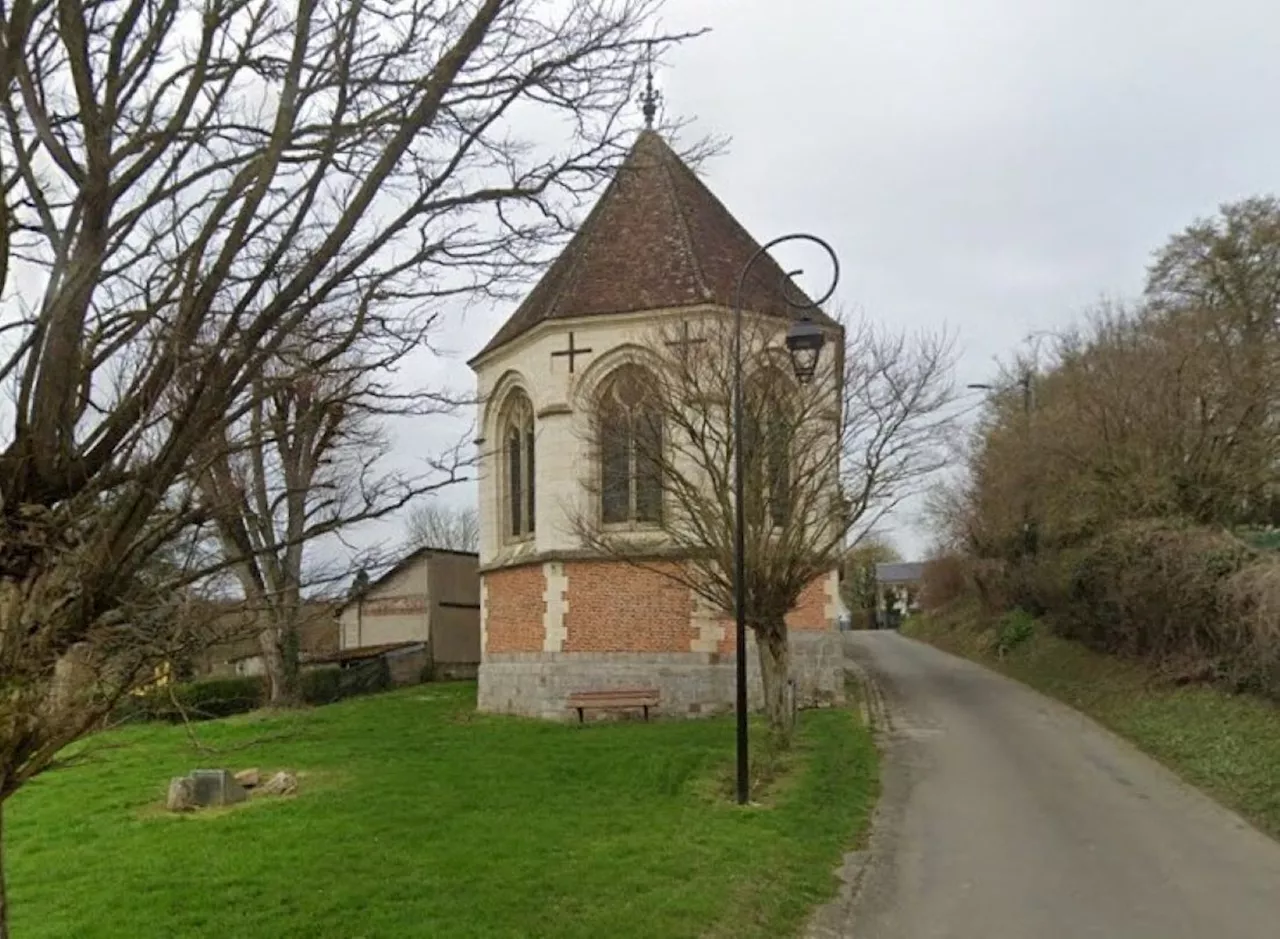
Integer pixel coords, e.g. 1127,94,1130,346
640,41,661,129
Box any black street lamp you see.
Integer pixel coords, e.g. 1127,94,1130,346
730,233,839,806
785,315,827,383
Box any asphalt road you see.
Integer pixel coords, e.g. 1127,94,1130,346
813,631,1280,939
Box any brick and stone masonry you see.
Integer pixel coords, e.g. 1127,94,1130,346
469,129,849,722
478,559,846,720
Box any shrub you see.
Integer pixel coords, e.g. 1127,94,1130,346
114,655,399,725
337,657,391,698
993,609,1036,658
944,520,1280,700
117,675,265,724
1059,520,1257,670
300,665,343,705
1223,560,1280,695
968,556,1012,613
174,676,265,719
919,555,968,610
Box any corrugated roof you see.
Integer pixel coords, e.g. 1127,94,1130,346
471,130,837,363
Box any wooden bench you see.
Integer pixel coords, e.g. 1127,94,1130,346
567,688,660,724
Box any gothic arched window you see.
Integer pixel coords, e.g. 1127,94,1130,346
599,365,663,525
501,390,536,539
745,368,794,529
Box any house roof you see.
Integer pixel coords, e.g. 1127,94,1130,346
336,545,479,615
196,600,339,667
309,641,426,666
470,130,838,364
876,562,926,585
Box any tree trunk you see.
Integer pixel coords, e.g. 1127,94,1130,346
0,799,10,939
259,621,300,707
754,619,795,745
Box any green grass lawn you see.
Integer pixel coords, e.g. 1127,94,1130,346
7,684,876,938
906,608,1280,838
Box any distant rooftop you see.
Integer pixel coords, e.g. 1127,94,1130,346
876,562,925,584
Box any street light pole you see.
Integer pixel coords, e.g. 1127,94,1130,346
967,371,1037,558
731,233,839,806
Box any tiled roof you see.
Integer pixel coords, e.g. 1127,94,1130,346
471,130,837,362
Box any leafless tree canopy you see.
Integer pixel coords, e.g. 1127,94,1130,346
573,311,954,736
927,197,1280,680
942,196,1280,563
0,0,705,896
194,328,475,704
407,502,480,553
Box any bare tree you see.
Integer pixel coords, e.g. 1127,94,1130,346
194,325,472,705
407,503,480,553
0,1,704,926
572,313,954,741
950,288,1280,571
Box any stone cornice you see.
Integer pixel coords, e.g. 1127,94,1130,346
469,304,725,373
479,544,702,574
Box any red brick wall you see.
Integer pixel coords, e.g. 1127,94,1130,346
716,613,736,655
563,561,696,653
482,563,832,655
786,575,831,631
712,574,833,652
484,567,545,653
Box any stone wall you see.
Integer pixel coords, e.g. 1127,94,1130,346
433,661,480,681
385,645,429,687
477,630,845,721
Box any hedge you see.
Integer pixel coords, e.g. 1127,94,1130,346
117,658,394,724
117,675,264,723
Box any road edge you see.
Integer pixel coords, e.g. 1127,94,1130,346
803,645,893,938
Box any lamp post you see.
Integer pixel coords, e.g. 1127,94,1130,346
968,371,1037,558
731,233,840,806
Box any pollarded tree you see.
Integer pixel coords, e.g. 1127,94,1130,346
573,312,954,741
0,1,704,928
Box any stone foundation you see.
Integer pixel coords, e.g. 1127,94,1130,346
433,661,480,681
477,630,845,721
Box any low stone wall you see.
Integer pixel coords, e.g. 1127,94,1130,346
385,645,429,687
477,630,845,721
433,661,480,681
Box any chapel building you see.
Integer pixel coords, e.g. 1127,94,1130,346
468,129,846,719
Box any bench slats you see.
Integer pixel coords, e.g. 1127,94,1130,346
568,690,658,703
567,688,660,723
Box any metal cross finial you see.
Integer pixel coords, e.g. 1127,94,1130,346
640,42,661,128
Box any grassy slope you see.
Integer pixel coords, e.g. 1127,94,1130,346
8,684,876,939
906,609,1280,838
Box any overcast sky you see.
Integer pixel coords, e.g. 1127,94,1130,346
383,0,1280,561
